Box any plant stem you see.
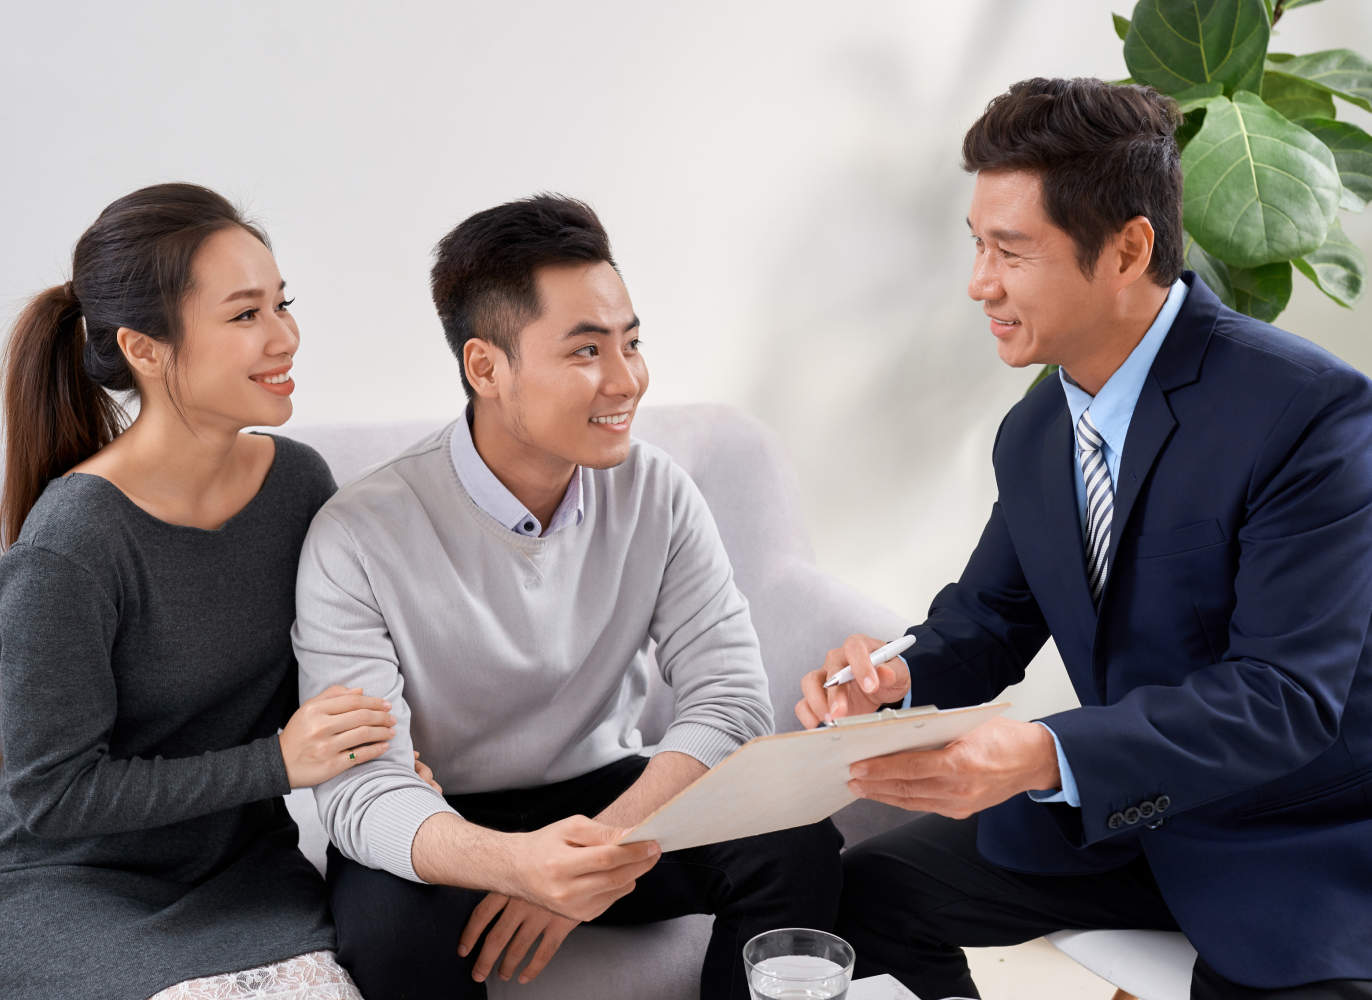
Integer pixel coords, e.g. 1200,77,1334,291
1272,0,1285,27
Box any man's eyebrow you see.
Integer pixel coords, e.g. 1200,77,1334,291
967,218,1031,242
220,280,287,305
562,315,641,339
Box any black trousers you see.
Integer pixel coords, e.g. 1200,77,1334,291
838,812,1372,1000
328,755,844,1000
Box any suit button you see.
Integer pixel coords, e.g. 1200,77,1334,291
1124,806,1142,825
1146,817,1166,830
1154,795,1171,812
1108,811,1125,829
1138,801,1155,819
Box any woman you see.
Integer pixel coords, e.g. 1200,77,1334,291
0,184,419,999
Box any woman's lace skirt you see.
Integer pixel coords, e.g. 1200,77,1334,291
148,951,363,1000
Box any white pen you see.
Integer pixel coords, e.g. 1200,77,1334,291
824,634,916,689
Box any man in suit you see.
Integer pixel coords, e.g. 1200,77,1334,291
798,77,1372,999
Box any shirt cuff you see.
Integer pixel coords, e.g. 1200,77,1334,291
898,655,913,709
656,721,743,769
1026,722,1080,807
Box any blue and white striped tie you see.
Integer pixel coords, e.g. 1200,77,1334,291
1076,410,1113,608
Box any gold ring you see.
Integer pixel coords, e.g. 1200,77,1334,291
348,752,356,760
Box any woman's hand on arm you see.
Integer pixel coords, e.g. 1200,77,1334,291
796,633,912,728
278,685,396,788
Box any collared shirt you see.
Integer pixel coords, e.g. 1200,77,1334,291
1029,278,1189,808
449,406,584,537
1060,279,1189,531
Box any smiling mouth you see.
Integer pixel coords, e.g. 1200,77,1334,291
591,413,630,425
251,373,292,384
988,315,1021,326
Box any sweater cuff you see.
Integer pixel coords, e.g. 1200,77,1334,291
251,734,293,799
362,784,459,883
656,722,743,769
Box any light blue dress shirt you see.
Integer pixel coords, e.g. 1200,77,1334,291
1023,278,1189,808
449,405,584,537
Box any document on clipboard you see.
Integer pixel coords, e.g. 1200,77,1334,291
618,701,1009,852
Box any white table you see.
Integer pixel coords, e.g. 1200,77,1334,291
849,974,921,999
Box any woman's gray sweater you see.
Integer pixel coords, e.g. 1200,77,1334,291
0,436,337,1000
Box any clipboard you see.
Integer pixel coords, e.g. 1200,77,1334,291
618,701,1009,852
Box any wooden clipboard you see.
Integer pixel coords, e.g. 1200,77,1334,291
618,701,1009,852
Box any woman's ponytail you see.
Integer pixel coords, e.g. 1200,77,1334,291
2,284,123,547
0,183,268,548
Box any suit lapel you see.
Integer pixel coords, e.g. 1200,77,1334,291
1041,404,1098,627
1102,372,1177,579
1098,270,1219,588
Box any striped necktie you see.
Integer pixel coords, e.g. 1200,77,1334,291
1076,410,1113,608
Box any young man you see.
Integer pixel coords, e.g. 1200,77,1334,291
800,79,1372,998
295,195,842,999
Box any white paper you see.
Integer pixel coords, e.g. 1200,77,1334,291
619,702,1008,852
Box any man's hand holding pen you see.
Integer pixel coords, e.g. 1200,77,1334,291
795,633,913,728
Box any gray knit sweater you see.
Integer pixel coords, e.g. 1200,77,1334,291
0,436,337,999
294,423,773,882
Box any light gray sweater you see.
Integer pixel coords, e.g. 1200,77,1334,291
293,423,772,882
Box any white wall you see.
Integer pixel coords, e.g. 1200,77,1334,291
3,1,1371,720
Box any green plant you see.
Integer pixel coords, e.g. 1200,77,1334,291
1028,0,1371,392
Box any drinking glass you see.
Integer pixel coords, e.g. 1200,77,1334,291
743,928,855,1000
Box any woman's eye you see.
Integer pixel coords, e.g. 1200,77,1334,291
231,308,259,322
276,297,295,312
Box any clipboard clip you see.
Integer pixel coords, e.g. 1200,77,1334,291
831,703,939,727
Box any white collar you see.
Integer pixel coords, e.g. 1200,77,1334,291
449,406,584,537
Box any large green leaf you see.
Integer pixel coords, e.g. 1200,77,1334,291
1276,49,1372,113
1283,0,1328,11
1184,232,1237,308
1124,0,1270,96
1114,13,1131,40
1230,261,1292,320
1182,92,1340,267
1293,218,1366,307
1172,83,1224,150
1299,118,1372,212
1261,70,1336,120
1177,108,1206,150
1173,81,1225,111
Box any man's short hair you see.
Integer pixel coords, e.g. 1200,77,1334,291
431,194,616,397
962,77,1184,286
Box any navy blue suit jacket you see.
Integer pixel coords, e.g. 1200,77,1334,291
904,274,1372,988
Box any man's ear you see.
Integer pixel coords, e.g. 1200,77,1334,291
1112,215,1157,286
116,327,164,380
463,338,504,401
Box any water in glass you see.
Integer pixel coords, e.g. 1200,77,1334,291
748,954,849,999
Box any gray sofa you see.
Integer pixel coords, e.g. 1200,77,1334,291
282,403,914,999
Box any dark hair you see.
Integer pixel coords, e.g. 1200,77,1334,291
962,77,1184,286
2,183,268,546
430,194,616,397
